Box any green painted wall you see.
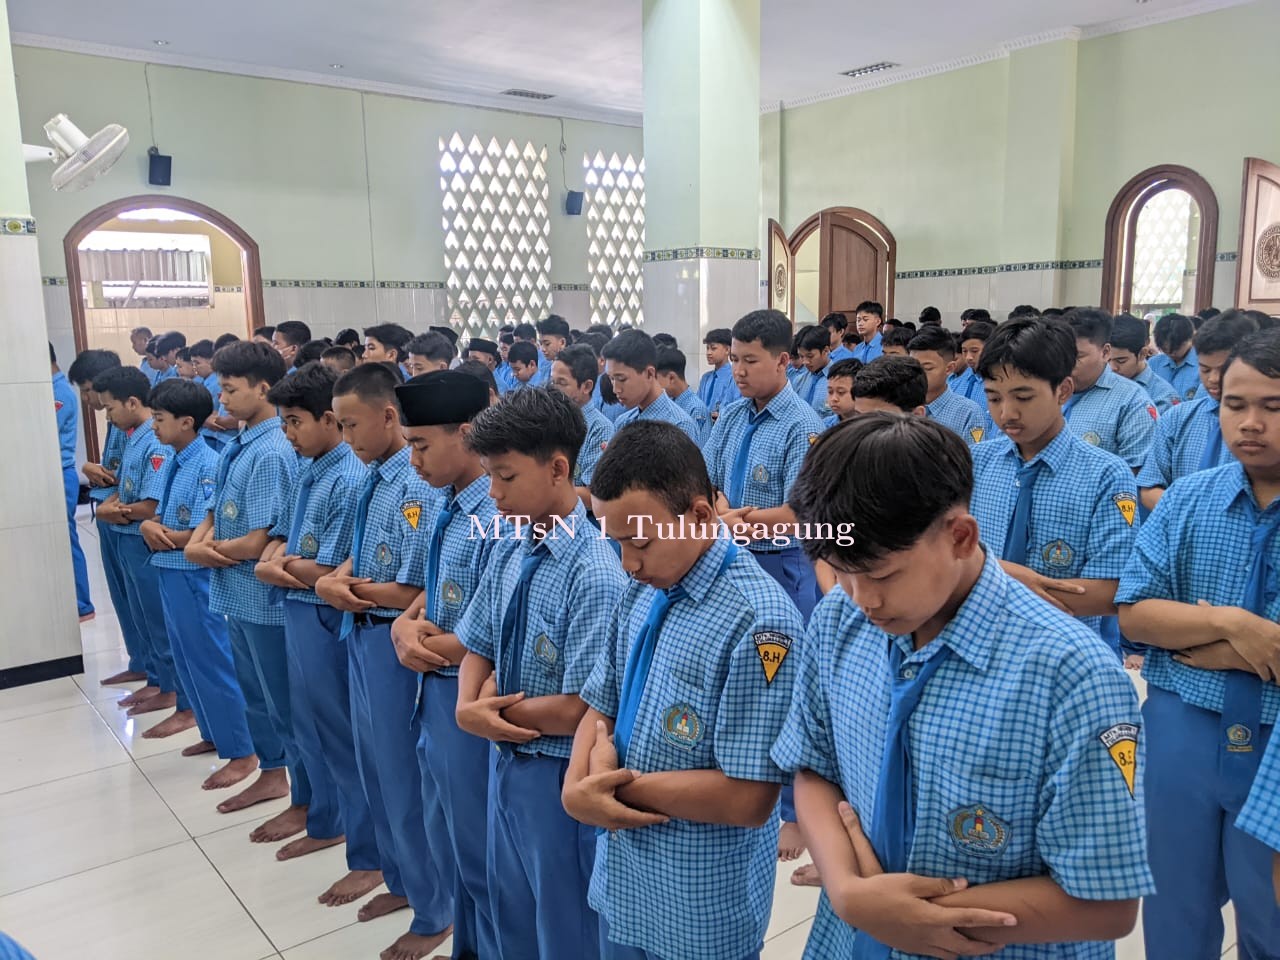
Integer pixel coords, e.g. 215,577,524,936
0,0,29,215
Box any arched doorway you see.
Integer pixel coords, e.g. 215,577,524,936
768,207,897,324
63,195,264,460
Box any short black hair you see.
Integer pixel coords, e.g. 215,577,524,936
466,386,586,472
536,315,571,340
602,329,658,372
189,339,215,360
267,361,339,419
212,340,288,386
789,413,973,570
578,332,608,357
1152,313,1195,353
363,323,413,358
732,309,792,354
274,320,312,347
654,346,687,379
49,342,57,365
253,325,276,339
149,377,213,425
1223,327,1280,383
881,327,915,350
321,345,357,370
797,325,832,353
591,421,714,515
1197,307,1222,322
959,321,995,344
131,326,154,339
820,312,847,333
333,361,401,407
919,306,942,325
335,328,361,347
1109,314,1150,355
509,341,540,366
977,316,1076,388
405,332,454,364
176,348,192,363
907,324,957,359
1195,309,1261,355
826,358,863,382
92,365,152,404
855,301,884,320
1042,307,1066,318
69,348,121,386
1008,305,1040,320
555,344,599,388
1065,308,1113,348
512,322,537,341
651,332,679,350
853,356,927,410
961,308,993,324
454,359,499,397
703,327,733,347
213,333,240,350
296,339,330,366
153,331,187,356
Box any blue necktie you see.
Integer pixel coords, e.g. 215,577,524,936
339,468,381,639
424,496,461,624
287,466,317,553
805,373,822,405
727,409,770,507
1198,406,1223,471
157,453,181,522
615,585,687,766
1001,460,1044,565
497,545,548,698
853,640,953,960
215,433,244,492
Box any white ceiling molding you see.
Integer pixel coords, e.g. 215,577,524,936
1078,0,1254,37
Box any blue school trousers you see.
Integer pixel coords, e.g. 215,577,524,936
224,616,304,800
748,544,818,624
156,568,254,758
63,467,92,617
114,531,185,706
599,916,760,960
96,520,148,678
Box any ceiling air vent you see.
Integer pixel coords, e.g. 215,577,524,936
501,88,555,100
839,62,900,79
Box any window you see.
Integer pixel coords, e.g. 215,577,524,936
77,230,212,308
585,151,645,327
440,132,551,335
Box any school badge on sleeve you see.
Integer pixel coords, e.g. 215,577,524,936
947,804,1010,856
1099,723,1139,796
441,579,463,608
753,630,793,684
1082,431,1101,446
1112,493,1137,527
198,477,217,501
150,454,166,472
808,433,819,446
401,500,422,530
222,500,239,520
662,703,703,749
299,533,319,558
969,427,985,443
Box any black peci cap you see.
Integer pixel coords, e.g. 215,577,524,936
396,370,489,426
467,337,499,358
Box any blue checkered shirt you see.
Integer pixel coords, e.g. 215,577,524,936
1149,347,1201,402
851,333,883,363
1237,731,1280,851
1132,365,1181,415
1115,462,1280,724
1064,367,1156,470
493,363,517,394
1136,395,1234,491
589,377,626,422
705,389,825,552
697,364,740,418
829,344,855,363
209,417,298,625
927,388,987,445
971,428,1138,641
91,423,127,504
574,405,615,487
268,443,366,606
150,439,220,571
792,366,832,417
456,500,626,759
772,551,1154,960
115,420,168,536
198,372,232,447
673,388,712,444
580,536,803,958
614,391,702,446
822,413,841,430
949,367,990,417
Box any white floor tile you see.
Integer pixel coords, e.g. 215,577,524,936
0,842,275,960
74,647,145,704
135,748,291,838
79,611,128,654
0,703,131,794
764,857,820,941
761,918,811,959
280,912,427,960
89,691,205,759
0,763,188,896
0,676,87,723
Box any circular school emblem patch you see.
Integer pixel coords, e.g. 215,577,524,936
1082,431,1101,446
751,464,769,485
177,504,191,526
107,457,122,471
1042,539,1074,568
374,543,393,567
299,533,319,558
662,702,703,749
222,499,239,521
1226,723,1253,752
948,804,1010,857
533,633,559,667
1185,387,1197,401
122,476,135,493
441,579,463,608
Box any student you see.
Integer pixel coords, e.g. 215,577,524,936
564,421,804,960
271,320,312,372
362,323,414,368
581,332,626,423
313,363,452,960
951,320,995,411
141,379,259,783
191,339,236,451
551,343,616,502
822,312,855,362
822,358,862,429
1116,327,1280,960
655,346,711,444
787,329,809,386
1061,309,1156,471
792,324,835,416
851,356,928,416
908,325,987,445
466,337,501,375
1009,304,1040,320
1137,311,1259,511
1109,314,1180,414
429,325,461,367
252,325,276,346
879,326,913,356
184,342,304,835
143,332,184,387
297,340,331,367
392,370,502,960
455,387,627,960
972,317,1139,656
851,300,885,363
215,332,241,351
508,341,541,389
130,325,154,374
404,332,453,378
1149,312,1200,401
1236,733,1280,903
52,344,93,620
321,345,357,374
603,330,701,444
454,358,502,407
253,362,385,903
335,327,364,360
174,348,196,380
536,314,571,369
699,327,741,420
918,305,942,326
651,333,678,350
773,413,1150,958
961,307,992,330
514,321,552,385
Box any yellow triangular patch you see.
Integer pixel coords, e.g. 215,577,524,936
401,500,422,530
969,427,985,443
1113,493,1137,527
1099,724,1138,797
753,631,793,684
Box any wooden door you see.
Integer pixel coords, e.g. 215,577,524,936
767,219,793,319
822,210,893,318
1236,157,1280,313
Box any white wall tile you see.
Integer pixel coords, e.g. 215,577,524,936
0,520,81,672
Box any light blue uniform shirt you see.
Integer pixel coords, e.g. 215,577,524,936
949,366,990,418
574,405,615,487
141,362,177,388
1136,395,1233,491
115,420,168,536
53,371,78,470
149,439,220,571
822,413,841,430
1149,347,1200,402
786,365,806,387
531,353,553,386
455,500,626,759
697,364,740,419
792,364,832,417
829,343,855,363
91,423,127,504
1116,462,1280,725
1131,365,1181,415
772,552,1155,960
589,376,626,423
1063,366,1156,470
198,372,234,448
493,362,517,394
1237,732,1280,851
971,428,1139,646
268,443,366,605
673,388,711,444
580,536,804,959
851,332,883,363
208,417,298,625
614,391,702,446
927,388,987,445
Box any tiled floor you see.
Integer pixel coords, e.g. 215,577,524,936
0,510,1240,958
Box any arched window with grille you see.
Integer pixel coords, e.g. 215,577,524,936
584,151,645,327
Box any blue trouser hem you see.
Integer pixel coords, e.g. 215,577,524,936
64,467,93,615
115,531,182,701
224,616,293,776
96,520,148,677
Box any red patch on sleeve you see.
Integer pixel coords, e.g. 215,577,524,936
54,401,64,411
1147,405,1158,420
150,455,166,471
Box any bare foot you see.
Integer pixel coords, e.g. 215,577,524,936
118,685,161,706
79,611,96,623
250,804,308,843
277,833,344,861
204,755,259,790
791,863,822,887
183,740,217,757
381,926,452,960
100,669,148,686
319,869,384,906
778,820,806,861
141,710,197,739
127,690,177,716
216,768,288,811
1124,654,1145,671
358,893,410,923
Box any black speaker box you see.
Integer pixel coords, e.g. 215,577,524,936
565,190,584,215
148,149,172,186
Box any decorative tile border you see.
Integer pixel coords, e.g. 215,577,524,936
2,217,36,236
643,247,760,263
213,285,243,293
1216,251,1238,262
42,277,69,286
551,282,590,292
375,280,447,290
898,254,1239,280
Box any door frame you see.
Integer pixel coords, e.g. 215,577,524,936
785,206,897,320
1235,156,1280,312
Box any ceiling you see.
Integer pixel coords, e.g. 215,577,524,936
8,0,1254,125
